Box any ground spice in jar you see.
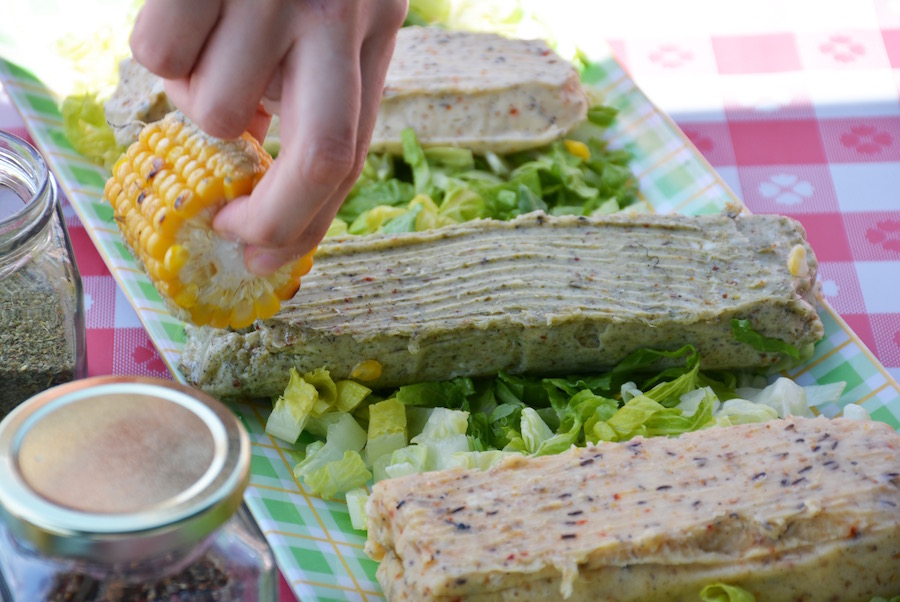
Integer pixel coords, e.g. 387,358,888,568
0,377,277,601
46,555,240,601
0,134,86,419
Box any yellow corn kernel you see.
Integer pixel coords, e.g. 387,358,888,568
351,359,383,382
145,231,170,261
189,303,214,326
563,139,591,160
173,283,199,309
253,291,282,320
229,300,257,330
103,111,315,330
164,244,190,274
787,244,809,278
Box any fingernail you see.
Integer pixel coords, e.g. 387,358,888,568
246,251,285,276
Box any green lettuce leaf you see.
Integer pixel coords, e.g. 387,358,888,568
410,407,472,471
60,93,124,170
293,413,367,481
302,450,372,500
700,583,756,602
446,449,519,470
345,487,370,531
365,397,408,466
334,105,637,236
382,444,429,480
265,368,318,444
731,318,801,359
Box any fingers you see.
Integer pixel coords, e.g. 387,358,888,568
136,0,408,275
247,103,274,143
138,0,294,139
356,14,403,157
213,21,365,272
174,1,294,138
129,0,221,79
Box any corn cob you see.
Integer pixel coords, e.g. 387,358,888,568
104,111,314,330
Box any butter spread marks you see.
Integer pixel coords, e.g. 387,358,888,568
370,26,589,154
179,211,823,400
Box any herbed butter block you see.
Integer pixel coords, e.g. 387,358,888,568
179,211,823,400
365,416,900,601
369,26,589,154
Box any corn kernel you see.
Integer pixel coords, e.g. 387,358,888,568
254,292,282,320
164,244,191,274
787,244,809,278
351,359,383,382
563,139,591,160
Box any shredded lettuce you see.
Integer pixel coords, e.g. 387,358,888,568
803,382,847,407
60,93,124,170
265,368,318,443
332,119,637,238
334,379,372,413
735,377,815,419
409,407,473,471
382,444,429,480
446,449,519,470
302,449,371,500
731,318,801,360
266,342,848,537
293,413,370,498
345,488,370,531
712,398,779,426
842,404,871,421
700,583,756,602
365,398,408,467
266,367,373,443
404,0,526,36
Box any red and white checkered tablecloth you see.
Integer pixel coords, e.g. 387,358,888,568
581,0,900,383
1,2,899,599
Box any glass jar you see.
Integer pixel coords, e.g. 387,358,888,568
0,376,278,601
0,131,86,419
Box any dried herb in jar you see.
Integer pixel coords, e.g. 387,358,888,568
0,257,78,415
0,133,86,419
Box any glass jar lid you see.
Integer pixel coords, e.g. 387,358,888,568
0,376,250,564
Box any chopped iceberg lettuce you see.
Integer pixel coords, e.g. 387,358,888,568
446,449,520,471
736,377,815,419
346,488,370,531
410,408,472,471
303,450,371,500
265,368,319,444
842,404,871,421
293,414,370,498
382,444,429,480
365,398,408,467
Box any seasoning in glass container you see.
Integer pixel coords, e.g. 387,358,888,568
0,131,86,419
0,376,278,601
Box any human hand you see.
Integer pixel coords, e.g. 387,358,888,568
130,0,408,274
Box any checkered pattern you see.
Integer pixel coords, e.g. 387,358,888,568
595,0,900,386
2,1,900,600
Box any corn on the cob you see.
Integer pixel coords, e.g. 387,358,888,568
104,111,314,330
